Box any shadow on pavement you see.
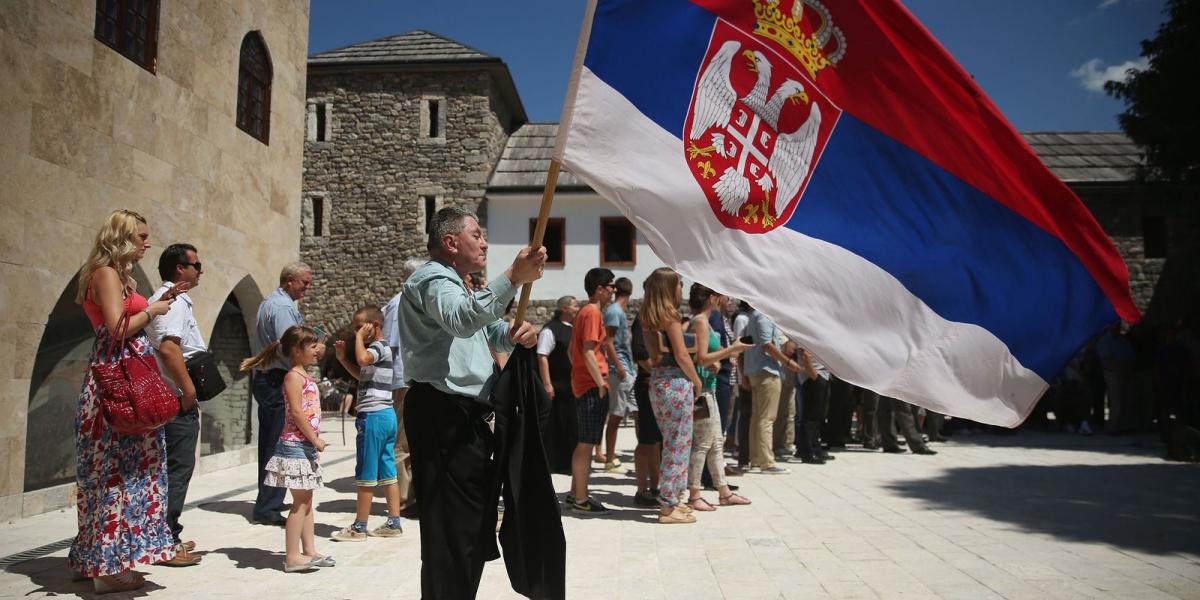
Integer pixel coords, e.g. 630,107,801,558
941,430,1166,458
324,476,358,495
6,556,164,597
196,499,256,521
208,547,284,571
886,462,1200,555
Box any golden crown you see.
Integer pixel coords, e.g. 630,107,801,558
752,0,846,80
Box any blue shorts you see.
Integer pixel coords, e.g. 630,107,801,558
354,407,398,487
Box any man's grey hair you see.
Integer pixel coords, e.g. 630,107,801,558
555,295,576,311
279,261,312,285
553,295,576,320
427,206,478,253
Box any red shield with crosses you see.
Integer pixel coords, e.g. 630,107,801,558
684,19,841,233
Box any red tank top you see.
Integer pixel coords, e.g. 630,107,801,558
82,281,149,329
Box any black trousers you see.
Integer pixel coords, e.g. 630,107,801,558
252,369,288,517
798,377,831,457
857,387,880,445
545,384,577,475
736,386,753,466
406,383,496,600
823,377,854,446
165,403,200,544
878,396,925,451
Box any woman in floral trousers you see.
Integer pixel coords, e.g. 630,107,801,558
639,268,704,525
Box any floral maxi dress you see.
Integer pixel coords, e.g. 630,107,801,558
68,328,175,576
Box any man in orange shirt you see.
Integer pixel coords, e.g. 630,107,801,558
566,267,615,514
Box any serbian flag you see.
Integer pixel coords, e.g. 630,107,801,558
553,0,1139,426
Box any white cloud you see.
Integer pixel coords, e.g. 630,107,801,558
1098,0,1122,11
1070,57,1148,92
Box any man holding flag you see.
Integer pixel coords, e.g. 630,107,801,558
550,0,1139,425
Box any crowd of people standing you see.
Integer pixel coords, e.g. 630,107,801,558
65,206,1196,596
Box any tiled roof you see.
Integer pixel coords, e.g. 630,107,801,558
1021,131,1142,183
309,30,497,65
489,126,1143,190
488,124,588,190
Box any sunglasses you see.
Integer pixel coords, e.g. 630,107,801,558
179,261,202,271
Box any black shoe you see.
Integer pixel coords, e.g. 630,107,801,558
913,447,938,455
252,512,287,526
799,455,826,464
927,435,948,443
882,447,907,454
569,496,611,514
819,452,836,461
862,441,878,450
400,503,420,519
633,491,658,506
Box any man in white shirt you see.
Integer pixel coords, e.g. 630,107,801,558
378,258,425,516
536,296,578,474
146,243,206,567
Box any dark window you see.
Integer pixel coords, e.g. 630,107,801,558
315,104,327,142
531,218,566,267
94,0,159,72
423,196,437,233
1143,216,1168,258
236,32,272,144
424,98,443,138
600,217,636,266
311,196,324,237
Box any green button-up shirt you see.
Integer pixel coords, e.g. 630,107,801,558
398,259,517,399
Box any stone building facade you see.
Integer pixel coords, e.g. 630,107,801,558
300,31,525,329
0,0,310,518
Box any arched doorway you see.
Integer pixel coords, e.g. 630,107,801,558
201,276,263,455
25,267,155,491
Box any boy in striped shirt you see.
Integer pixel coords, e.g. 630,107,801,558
332,306,403,540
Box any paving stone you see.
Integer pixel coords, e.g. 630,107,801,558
0,428,1197,599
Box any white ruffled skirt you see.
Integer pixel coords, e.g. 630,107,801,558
263,439,323,490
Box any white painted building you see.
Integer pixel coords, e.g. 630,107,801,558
486,124,671,300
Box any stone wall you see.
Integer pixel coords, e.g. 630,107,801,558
204,298,254,456
0,0,309,518
301,68,511,329
1078,186,1199,324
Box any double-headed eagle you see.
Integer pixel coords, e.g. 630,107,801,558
690,40,822,220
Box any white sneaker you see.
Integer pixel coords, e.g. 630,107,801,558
761,466,791,475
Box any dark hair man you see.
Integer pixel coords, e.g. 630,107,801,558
566,267,616,513
146,243,205,566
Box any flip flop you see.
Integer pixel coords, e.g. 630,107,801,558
688,497,717,511
657,509,697,524
719,492,752,506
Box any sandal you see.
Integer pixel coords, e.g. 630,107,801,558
719,492,751,506
676,503,694,514
687,497,717,512
657,508,697,524
94,571,144,594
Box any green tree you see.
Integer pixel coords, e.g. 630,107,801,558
1105,0,1200,187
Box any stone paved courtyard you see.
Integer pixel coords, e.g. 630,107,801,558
0,424,1197,599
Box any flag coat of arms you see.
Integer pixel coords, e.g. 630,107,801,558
555,0,1139,426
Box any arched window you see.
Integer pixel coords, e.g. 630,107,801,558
236,32,272,144
94,0,160,72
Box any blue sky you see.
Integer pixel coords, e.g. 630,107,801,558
308,0,1165,132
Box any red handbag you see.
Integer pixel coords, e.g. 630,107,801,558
90,312,179,435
